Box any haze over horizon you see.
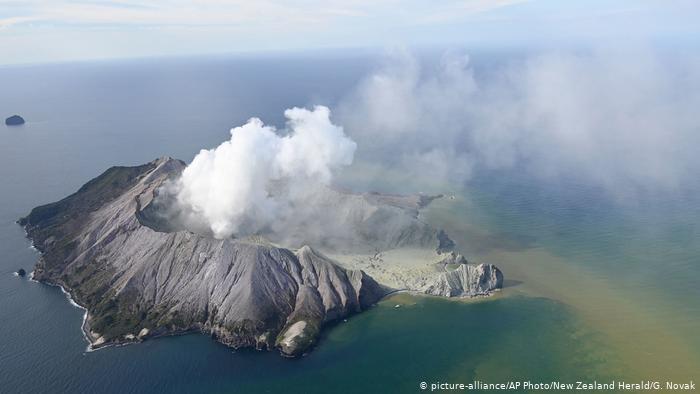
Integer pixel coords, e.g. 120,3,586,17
1,0,699,66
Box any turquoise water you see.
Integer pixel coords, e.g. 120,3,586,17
1,55,699,393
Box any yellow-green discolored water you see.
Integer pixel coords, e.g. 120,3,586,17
422,189,700,384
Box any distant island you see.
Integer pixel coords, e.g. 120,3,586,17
5,115,25,126
19,157,502,357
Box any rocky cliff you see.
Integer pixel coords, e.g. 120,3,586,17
425,255,503,297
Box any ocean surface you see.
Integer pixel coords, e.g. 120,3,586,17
1,53,698,393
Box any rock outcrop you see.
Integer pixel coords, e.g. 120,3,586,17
19,157,388,356
17,268,26,277
424,261,503,297
5,115,25,126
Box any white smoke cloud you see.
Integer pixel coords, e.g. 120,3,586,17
337,48,700,197
158,47,699,244
170,105,356,239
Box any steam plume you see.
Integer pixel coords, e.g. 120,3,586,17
171,105,355,239
338,48,700,197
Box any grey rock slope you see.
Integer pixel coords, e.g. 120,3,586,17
266,186,445,253
20,157,387,356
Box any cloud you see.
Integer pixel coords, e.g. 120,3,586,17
0,1,334,29
337,48,700,197
147,46,699,246
3,0,698,65
418,0,530,24
0,0,529,29
0,16,43,29
166,105,356,239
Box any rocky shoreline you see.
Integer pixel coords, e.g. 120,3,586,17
26,270,96,351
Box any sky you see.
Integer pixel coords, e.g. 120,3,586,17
0,0,698,65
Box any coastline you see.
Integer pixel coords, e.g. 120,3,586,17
28,271,98,352
21,222,500,356
23,229,108,352
27,263,501,356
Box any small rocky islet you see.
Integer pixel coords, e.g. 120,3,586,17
5,115,25,126
19,157,503,357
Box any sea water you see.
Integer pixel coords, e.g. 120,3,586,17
1,53,698,393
